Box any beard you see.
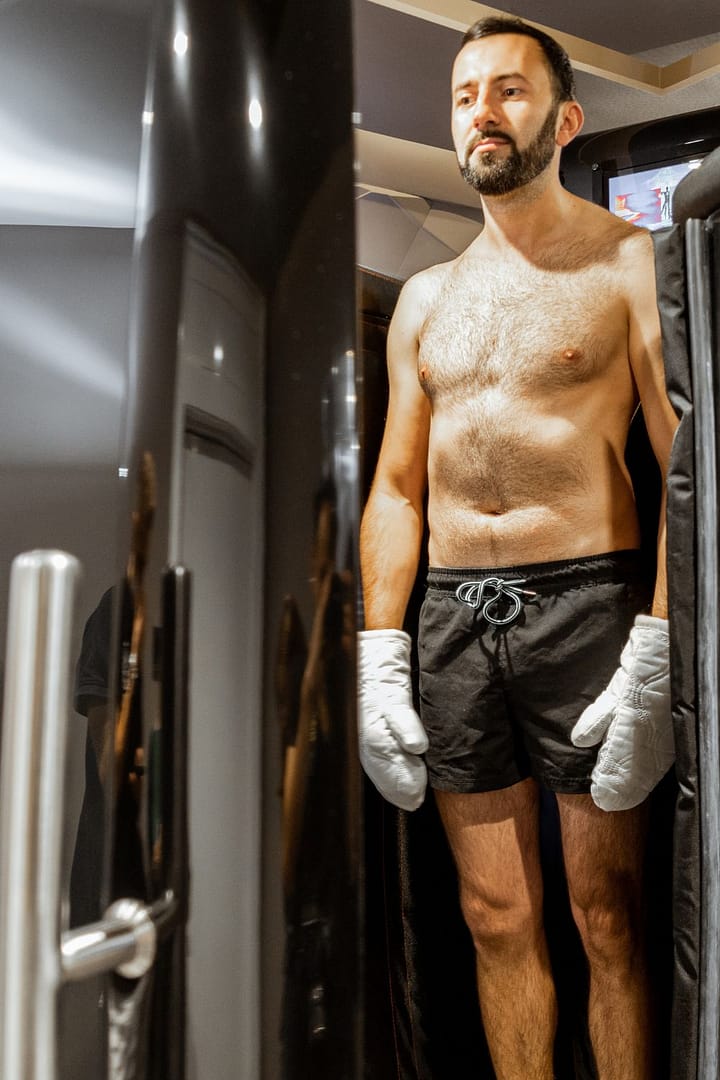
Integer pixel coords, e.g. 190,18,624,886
459,103,559,197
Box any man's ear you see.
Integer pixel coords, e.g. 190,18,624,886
556,100,584,148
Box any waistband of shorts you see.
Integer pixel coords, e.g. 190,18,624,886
426,550,649,593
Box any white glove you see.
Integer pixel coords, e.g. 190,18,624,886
571,614,674,812
357,629,429,811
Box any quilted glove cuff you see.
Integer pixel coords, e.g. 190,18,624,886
358,629,413,707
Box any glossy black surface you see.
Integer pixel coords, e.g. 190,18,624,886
119,0,360,1075
1,0,361,1077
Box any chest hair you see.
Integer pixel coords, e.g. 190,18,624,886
418,261,622,401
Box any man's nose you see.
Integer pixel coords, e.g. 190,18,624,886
472,89,499,128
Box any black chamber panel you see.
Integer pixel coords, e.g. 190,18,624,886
654,223,699,1080
653,146,720,1080
263,8,362,1080
117,0,359,1076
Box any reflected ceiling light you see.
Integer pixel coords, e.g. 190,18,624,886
248,98,263,130
688,159,703,170
0,279,124,399
213,344,224,367
0,107,136,225
173,30,189,57
142,110,154,126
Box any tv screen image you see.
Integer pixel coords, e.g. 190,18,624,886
608,158,704,230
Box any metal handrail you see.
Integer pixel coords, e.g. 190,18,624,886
0,550,80,1080
0,552,178,1080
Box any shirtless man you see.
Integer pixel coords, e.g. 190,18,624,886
357,16,677,1080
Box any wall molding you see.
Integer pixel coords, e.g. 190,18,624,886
366,0,720,93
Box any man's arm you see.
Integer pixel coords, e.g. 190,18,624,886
571,228,678,811
626,229,679,617
360,274,431,628
357,272,433,811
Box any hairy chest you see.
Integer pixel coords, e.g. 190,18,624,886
417,265,627,400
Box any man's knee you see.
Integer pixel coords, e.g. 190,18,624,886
570,883,642,969
460,886,542,958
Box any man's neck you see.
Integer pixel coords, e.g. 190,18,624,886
476,174,576,255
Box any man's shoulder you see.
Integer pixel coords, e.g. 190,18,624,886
402,258,456,301
552,200,653,279
574,208,659,317
599,215,655,283
578,199,653,258
614,221,655,263
393,258,457,329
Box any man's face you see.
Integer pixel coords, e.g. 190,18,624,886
451,34,562,197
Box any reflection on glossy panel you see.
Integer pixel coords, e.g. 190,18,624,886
0,0,360,1077
0,2,149,226
125,0,360,1077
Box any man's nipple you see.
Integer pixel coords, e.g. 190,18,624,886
418,363,435,397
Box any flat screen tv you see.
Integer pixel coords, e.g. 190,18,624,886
569,107,720,227
606,154,706,230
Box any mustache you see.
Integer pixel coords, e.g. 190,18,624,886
466,130,515,160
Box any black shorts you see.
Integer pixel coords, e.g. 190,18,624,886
418,551,652,795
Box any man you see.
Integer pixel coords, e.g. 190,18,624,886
357,16,677,1080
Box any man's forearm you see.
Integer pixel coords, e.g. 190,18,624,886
651,492,669,619
360,490,424,629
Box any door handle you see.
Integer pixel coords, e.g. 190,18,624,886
61,890,177,982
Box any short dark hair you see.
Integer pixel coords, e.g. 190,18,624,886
461,16,576,103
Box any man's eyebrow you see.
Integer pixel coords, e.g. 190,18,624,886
452,72,531,93
494,71,530,84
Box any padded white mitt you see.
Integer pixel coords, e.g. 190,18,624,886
571,614,674,812
357,629,429,811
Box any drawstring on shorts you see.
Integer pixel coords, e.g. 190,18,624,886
455,577,536,626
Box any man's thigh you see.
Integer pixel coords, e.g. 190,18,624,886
556,793,649,913
435,778,544,912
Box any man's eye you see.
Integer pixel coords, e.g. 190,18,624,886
503,87,521,97
457,95,473,106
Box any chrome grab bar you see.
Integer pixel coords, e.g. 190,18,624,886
0,550,81,1080
0,552,179,1080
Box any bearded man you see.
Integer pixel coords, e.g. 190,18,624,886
357,16,677,1079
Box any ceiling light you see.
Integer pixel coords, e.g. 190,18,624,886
248,98,263,130
173,31,189,57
